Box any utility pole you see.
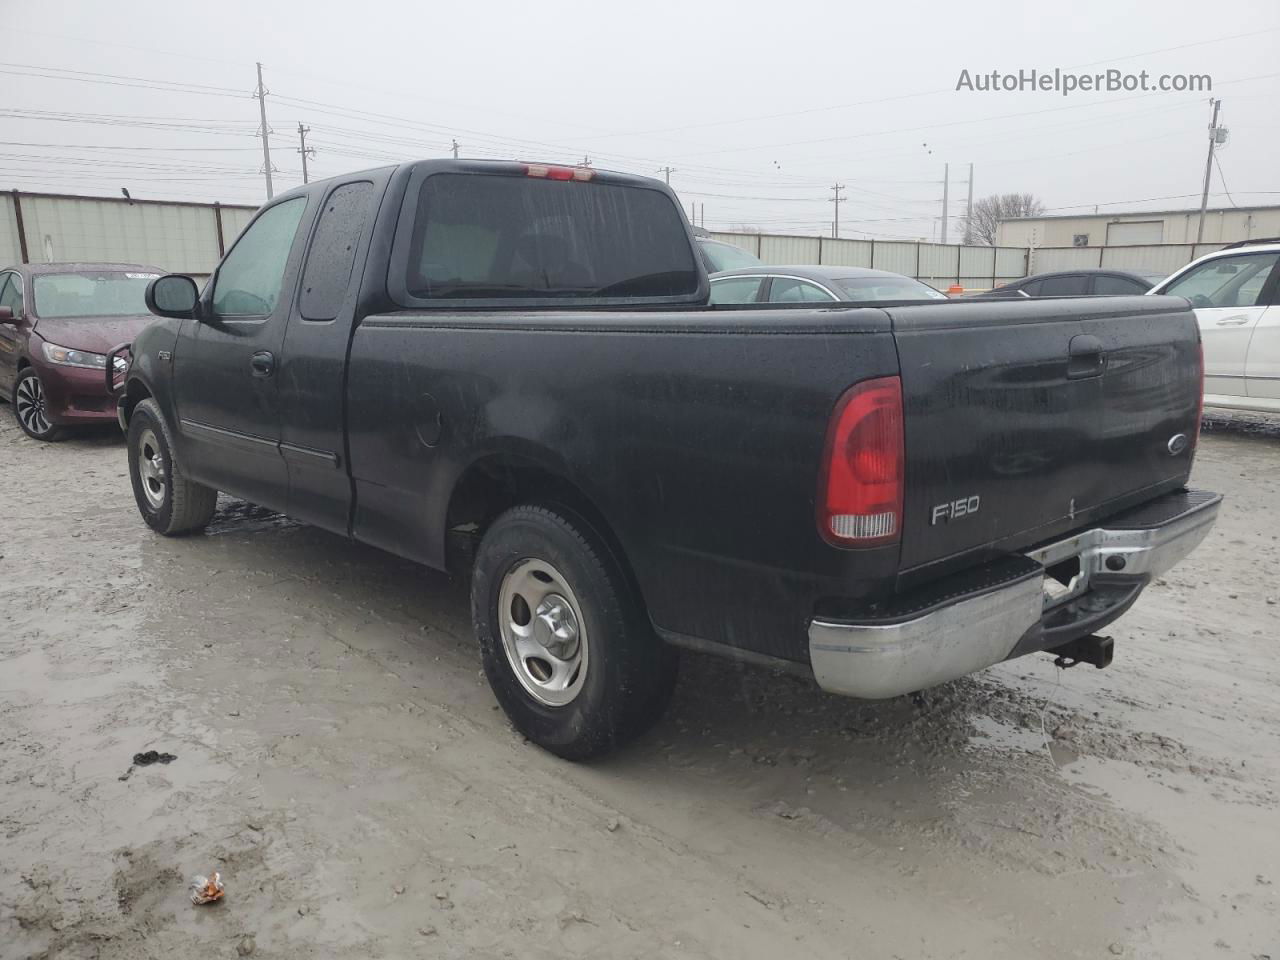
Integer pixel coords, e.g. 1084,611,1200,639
451,138,459,159
658,165,675,185
963,163,974,244
829,182,846,239
940,162,949,245
296,123,314,184
254,62,274,200
1196,98,1223,244
580,155,592,167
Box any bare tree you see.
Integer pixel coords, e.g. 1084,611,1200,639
966,193,1045,245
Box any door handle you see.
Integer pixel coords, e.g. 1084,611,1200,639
1216,315,1251,326
250,351,275,377
1067,334,1106,380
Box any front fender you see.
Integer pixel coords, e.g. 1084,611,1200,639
117,319,181,434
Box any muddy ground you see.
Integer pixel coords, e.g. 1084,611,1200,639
1,409,1277,960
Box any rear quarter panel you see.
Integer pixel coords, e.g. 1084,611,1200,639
346,308,899,660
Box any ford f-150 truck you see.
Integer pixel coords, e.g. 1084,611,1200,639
117,159,1220,759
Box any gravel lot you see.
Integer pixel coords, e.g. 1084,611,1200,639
2,409,1277,960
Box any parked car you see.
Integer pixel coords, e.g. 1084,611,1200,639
0,262,162,440
118,159,1218,759
696,236,762,273
969,269,1160,299
709,265,948,304
1147,239,1280,414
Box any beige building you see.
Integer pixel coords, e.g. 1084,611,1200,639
997,204,1280,249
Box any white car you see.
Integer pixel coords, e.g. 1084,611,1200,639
1149,240,1280,413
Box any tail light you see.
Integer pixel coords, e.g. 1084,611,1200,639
525,163,594,182
818,376,904,547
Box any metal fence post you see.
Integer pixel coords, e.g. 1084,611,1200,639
213,202,225,257
11,190,29,264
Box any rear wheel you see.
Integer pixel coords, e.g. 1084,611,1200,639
127,399,217,535
13,369,63,441
472,504,677,760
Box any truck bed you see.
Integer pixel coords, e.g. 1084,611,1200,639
345,295,1200,663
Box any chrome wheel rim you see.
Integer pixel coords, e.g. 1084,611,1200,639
497,558,589,707
15,375,51,436
137,427,167,510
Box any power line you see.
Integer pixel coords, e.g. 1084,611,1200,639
0,65,246,98
0,140,258,152
1214,154,1238,207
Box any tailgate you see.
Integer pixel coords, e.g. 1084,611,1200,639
889,295,1201,574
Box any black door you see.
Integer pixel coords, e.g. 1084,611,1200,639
172,195,311,511
278,177,384,533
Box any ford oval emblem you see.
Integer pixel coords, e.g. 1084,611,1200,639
1167,433,1189,455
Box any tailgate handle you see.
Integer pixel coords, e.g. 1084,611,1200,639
1067,334,1106,380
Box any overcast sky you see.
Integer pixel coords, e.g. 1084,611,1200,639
3,0,1278,240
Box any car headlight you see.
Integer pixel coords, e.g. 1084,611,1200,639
42,342,110,369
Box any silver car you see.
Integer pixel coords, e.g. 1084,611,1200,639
708,265,948,305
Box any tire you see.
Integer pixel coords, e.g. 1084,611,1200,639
13,369,64,441
127,399,218,536
472,503,677,760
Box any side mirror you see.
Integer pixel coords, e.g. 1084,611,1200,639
0,306,15,324
145,275,199,319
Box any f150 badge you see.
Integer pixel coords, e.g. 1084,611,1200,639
931,495,981,525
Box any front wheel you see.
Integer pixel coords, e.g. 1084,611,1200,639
472,504,677,760
127,399,218,535
13,369,63,441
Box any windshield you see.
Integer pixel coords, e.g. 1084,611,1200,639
700,240,761,272
834,276,948,301
33,271,158,319
405,173,699,300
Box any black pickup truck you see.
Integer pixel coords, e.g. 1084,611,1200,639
118,160,1220,758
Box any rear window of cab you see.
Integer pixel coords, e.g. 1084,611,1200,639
390,170,703,307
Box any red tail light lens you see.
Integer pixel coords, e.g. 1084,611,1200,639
819,376,904,547
524,163,594,182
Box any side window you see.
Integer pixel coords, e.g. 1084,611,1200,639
708,277,763,304
1093,275,1149,296
1164,253,1280,308
212,197,307,317
0,273,23,313
1038,274,1088,296
768,278,835,303
300,181,375,321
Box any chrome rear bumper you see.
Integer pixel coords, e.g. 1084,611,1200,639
808,489,1221,700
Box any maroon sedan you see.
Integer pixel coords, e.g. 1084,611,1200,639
0,262,163,440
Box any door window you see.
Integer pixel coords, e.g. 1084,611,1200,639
1037,274,1089,296
767,277,835,302
212,197,307,317
1093,274,1149,295
708,277,763,304
300,182,375,321
1163,253,1280,308
0,273,23,314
